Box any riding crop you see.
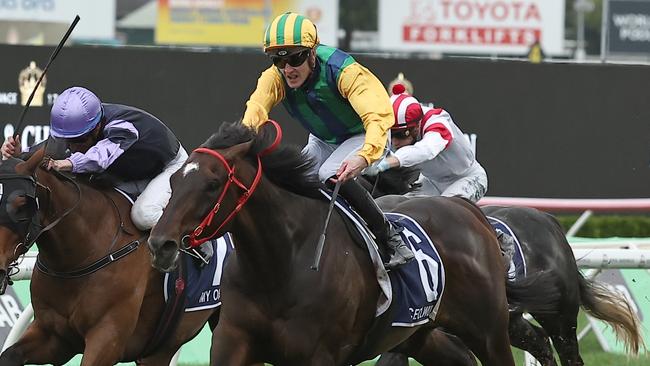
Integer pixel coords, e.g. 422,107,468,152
12,15,80,143
311,179,342,271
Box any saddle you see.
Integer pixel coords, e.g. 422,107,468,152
487,216,527,281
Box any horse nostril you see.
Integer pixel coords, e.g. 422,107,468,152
147,236,180,272
161,239,178,254
148,236,176,252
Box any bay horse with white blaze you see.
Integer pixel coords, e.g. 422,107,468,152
148,121,557,366
0,145,218,366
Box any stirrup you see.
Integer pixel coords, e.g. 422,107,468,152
384,250,415,270
496,229,515,256
384,233,414,270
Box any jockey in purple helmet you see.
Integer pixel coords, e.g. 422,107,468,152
49,87,104,140
1,87,213,260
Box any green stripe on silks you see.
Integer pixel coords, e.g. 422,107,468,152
316,44,337,60
264,25,271,48
292,15,304,45
314,46,364,136
292,92,332,140
313,75,363,140
281,45,365,144
339,56,356,75
275,13,290,46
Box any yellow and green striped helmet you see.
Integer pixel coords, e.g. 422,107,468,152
263,12,319,52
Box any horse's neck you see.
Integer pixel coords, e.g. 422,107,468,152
232,181,325,285
36,171,123,269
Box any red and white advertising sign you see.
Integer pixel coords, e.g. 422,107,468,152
379,0,565,55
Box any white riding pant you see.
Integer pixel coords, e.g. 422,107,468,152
302,133,388,182
406,162,488,203
116,146,188,231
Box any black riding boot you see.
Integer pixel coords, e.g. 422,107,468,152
495,228,515,268
338,179,415,269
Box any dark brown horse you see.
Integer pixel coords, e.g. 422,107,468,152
362,172,644,366
482,205,643,366
0,147,218,366
148,121,557,366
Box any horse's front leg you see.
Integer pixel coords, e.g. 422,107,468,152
0,322,76,366
211,323,256,366
79,314,139,366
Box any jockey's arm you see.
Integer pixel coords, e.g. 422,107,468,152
338,63,394,165
242,66,285,130
68,120,139,173
394,125,452,168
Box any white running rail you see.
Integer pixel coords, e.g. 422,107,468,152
479,196,650,212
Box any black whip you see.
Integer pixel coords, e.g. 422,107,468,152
311,180,342,271
13,15,80,139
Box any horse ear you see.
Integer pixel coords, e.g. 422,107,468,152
225,140,254,159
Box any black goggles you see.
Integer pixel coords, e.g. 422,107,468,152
392,129,413,139
270,49,310,69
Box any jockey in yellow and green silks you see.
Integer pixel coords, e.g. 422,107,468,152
242,12,414,269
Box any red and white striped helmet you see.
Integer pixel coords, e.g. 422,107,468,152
390,91,423,131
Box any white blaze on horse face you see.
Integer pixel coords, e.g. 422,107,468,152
182,162,200,177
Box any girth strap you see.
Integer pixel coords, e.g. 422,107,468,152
36,239,141,279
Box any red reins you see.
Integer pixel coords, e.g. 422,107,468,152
186,120,282,247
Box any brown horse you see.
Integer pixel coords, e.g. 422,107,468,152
0,146,218,366
148,121,557,366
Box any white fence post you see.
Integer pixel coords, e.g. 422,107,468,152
567,210,593,237
2,303,33,352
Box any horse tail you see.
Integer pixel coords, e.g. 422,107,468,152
505,270,561,314
578,273,644,355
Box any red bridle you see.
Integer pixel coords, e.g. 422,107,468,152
186,120,282,248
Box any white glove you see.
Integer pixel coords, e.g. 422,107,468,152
363,158,391,176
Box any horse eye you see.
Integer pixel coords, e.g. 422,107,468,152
7,196,31,221
9,196,26,209
207,180,220,191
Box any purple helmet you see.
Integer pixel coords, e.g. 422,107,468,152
50,87,103,138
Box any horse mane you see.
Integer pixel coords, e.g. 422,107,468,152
202,122,322,198
3,143,113,194
0,140,50,174
360,165,421,198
